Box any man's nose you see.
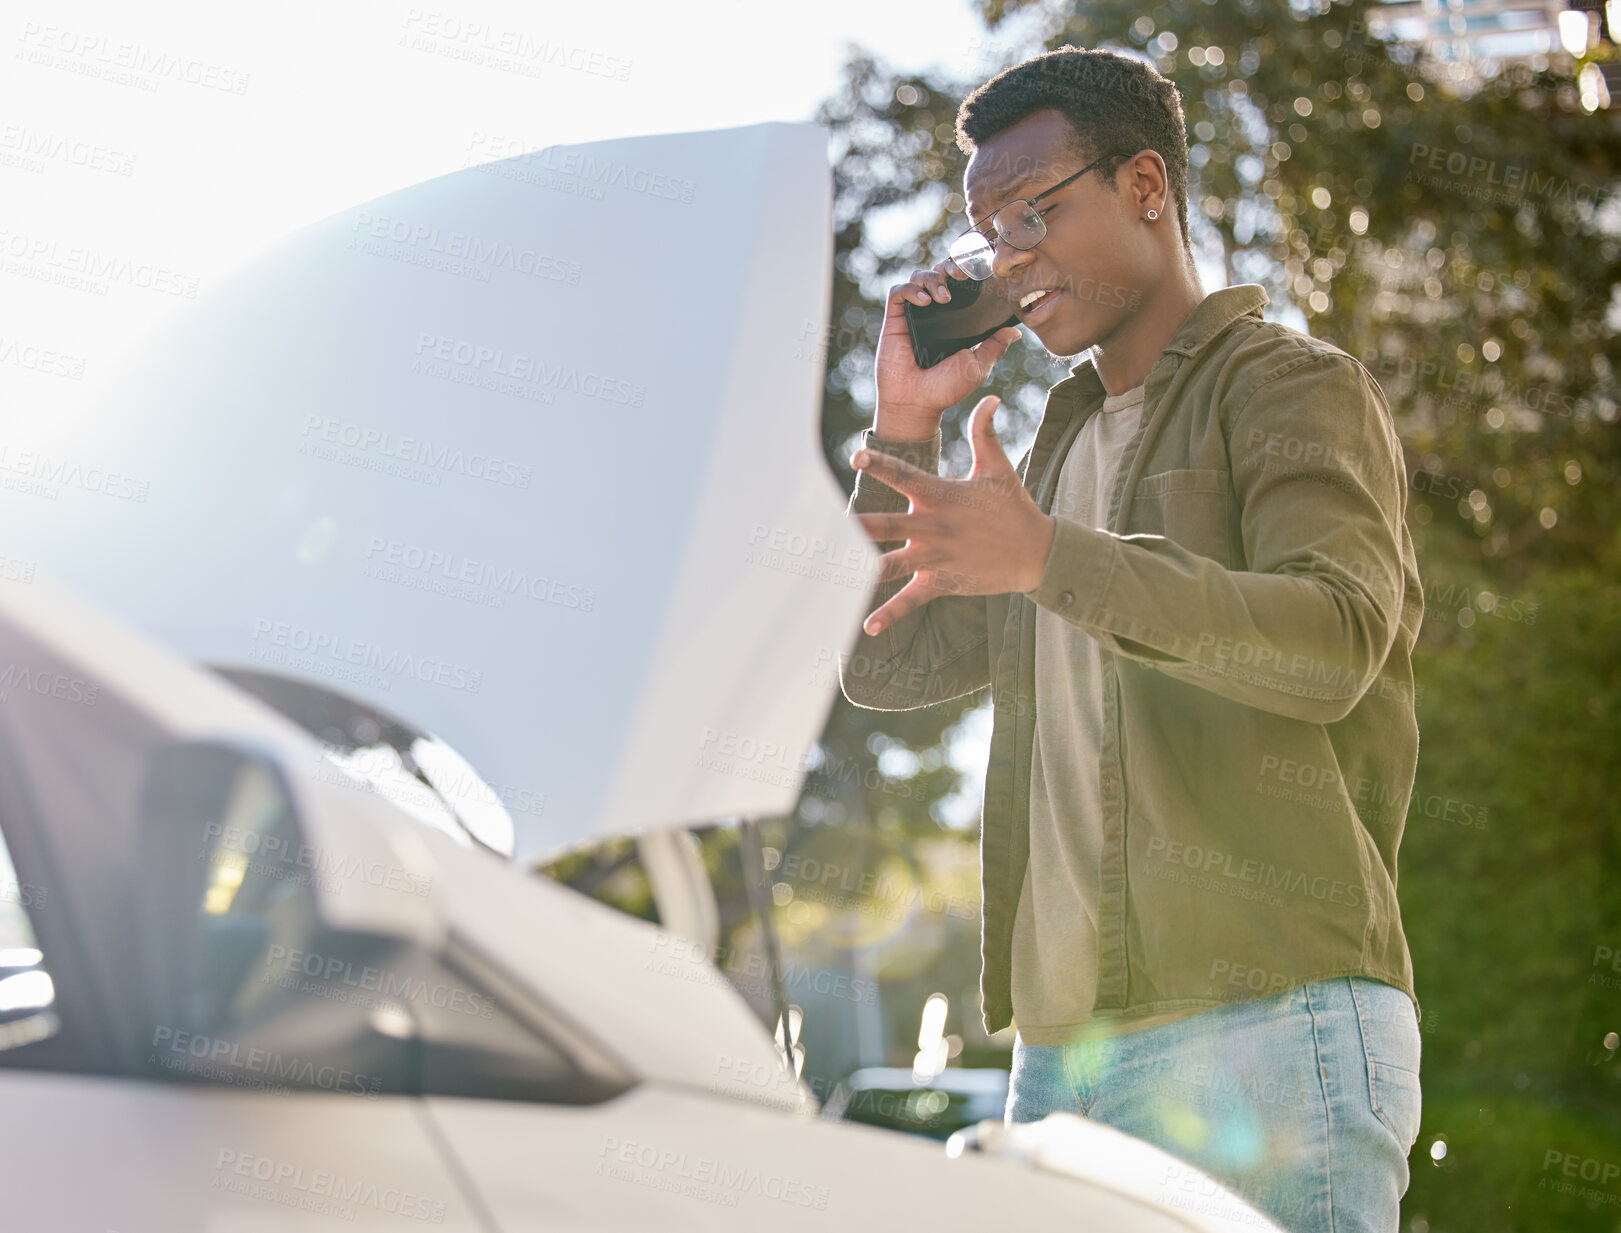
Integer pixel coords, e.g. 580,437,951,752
991,234,1035,281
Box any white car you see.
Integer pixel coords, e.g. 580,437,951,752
0,120,1284,1231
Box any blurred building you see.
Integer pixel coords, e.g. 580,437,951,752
1368,0,1621,105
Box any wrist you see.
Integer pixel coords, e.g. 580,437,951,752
1022,513,1057,593
872,405,943,442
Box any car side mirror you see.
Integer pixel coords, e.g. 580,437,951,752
138,742,312,1034
136,740,417,1094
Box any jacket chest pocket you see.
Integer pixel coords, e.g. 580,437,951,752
1128,469,1234,567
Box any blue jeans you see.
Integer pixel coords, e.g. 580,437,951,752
1005,976,1422,1233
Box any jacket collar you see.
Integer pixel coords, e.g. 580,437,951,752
1155,281,1270,359
1053,283,1272,401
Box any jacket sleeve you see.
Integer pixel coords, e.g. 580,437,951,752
838,426,993,711
1026,352,1411,724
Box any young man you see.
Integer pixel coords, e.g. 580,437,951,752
840,46,1425,1233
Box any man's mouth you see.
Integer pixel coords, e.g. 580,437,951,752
1017,287,1062,322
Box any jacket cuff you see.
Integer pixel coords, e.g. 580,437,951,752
1025,515,1116,625
851,426,942,512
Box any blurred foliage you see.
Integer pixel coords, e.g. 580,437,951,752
1398,563,1621,1230
538,836,656,922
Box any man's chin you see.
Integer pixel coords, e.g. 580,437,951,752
1030,319,1093,360
1032,305,1122,359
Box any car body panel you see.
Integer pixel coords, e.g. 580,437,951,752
1,121,875,864
0,1071,490,1230
425,1082,1207,1231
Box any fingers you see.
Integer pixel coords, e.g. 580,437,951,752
963,324,1022,378
911,266,954,304
851,447,929,497
885,279,929,317
885,258,971,315
863,576,930,637
873,545,933,584
854,510,916,545
966,396,1009,476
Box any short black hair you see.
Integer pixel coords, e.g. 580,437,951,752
956,46,1192,257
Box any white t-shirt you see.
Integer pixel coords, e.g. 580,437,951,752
1009,381,1204,1045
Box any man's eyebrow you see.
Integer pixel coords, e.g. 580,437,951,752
966,174,1039,228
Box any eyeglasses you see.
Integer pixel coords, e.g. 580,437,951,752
947,150,1129,280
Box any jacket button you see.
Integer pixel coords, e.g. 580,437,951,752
1058,590,1075,606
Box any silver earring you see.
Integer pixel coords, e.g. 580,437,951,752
1146,208,1159,220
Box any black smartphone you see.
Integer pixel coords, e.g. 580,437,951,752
902,275,1022,369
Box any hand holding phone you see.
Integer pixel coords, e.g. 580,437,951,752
873,261,1023,440
902,272,1022,369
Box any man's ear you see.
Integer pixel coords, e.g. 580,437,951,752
1126,150,1169,213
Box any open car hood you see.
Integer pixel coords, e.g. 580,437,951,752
1,122,875,863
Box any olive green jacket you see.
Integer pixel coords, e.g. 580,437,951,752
840,284,1423,1035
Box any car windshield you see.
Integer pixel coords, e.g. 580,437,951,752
208,666,516,858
